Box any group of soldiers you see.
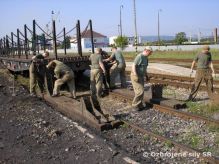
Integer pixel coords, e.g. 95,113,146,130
30,45,216,111
29,51,76,99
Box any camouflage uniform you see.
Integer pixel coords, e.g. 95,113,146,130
29,54,46,95
110,50,126,88
188,52,213,100
90,53,103,98
131,53,148,107
47,60,76,98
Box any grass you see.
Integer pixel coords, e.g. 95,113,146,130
208,124,219,133
183,133,202,149
121,123,129,129
121,49,219,61
143,134,150,141
164,140,174,148
186,101,219,117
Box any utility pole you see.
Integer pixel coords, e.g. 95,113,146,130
133,0,138,54
158,9,162,46
214,28,218,44
120,5,123,37
118,24,120,36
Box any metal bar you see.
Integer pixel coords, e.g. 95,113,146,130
36,35,40,53
3,37,6,49
0,39,2,55
76,20,82,56
43,34,46,51
89,20,94,54
52,20,58,59
17,29,21,58
24,24,28,59
6,35,9,56
63,27,66,55
11,32,14,57
32,19,36,55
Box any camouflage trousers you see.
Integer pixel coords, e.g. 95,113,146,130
29,63,46,94
53,71,76,97
90,69,103,98
131,74,144,107
110,63,126,88
188,69,213,100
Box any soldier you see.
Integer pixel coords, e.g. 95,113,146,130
90,48,106,99
99,48,111,91
131,47,153,110
187,45,215,101
47,60,76,98
29,51,49,98
104,46,126,89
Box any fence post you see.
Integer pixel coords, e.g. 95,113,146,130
33,19,36,55
43,34,46,51
89,20,94,54
76,20,82,56
6,35,9,56
36,35,40,54
63,27,67,55
0,39,2,55
11,32,14,57
24,24,28,59
52,20,58,59
17,29,21,58
3,37,6,56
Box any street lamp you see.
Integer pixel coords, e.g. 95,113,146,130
120,5,123,37
158,9,162,46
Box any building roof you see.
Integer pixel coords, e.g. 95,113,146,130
81,29,107,38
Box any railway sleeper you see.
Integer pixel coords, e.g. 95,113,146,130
114,84,186,109
43,94,123,131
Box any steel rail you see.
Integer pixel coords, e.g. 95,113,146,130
148,73,219,85
149,58,219,64
149,78,219,93
122,120,219,163
109,90,219,126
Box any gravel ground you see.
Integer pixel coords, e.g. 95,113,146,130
0,68,134,164
99,87,218,162
0,64,218,164
99,98,208,163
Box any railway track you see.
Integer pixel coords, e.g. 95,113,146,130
109,89,219,126
147,73,219,92
122,120,218,164
40,90,219,163
2,67,218,163
129,72,219,92
149,58,219,65
125,72,219,92
106,89,219,163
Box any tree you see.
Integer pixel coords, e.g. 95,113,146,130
61,36,71,49
175,32,188,45
114,36,128,49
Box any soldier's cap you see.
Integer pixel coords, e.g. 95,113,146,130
144,46,153,51
202,45,210,51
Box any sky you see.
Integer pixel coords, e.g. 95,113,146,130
0,0,219,39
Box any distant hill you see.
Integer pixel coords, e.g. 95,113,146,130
139,35,175,42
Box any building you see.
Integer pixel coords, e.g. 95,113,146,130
70,30,109,49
